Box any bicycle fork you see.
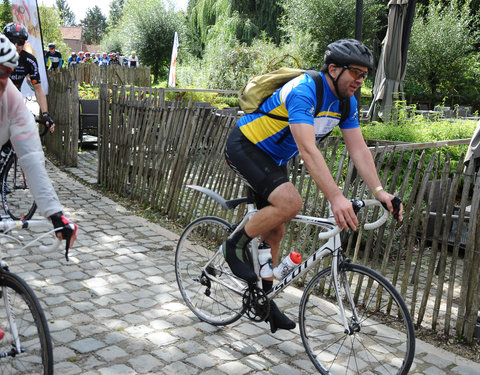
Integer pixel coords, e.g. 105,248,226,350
1,285,22,356
331,255,361,335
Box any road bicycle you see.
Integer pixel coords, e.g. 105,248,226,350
175,185,415,375
0,117,50,221
0,215,63,374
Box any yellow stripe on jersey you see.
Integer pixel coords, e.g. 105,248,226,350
317,110,341,119
240,105,289,144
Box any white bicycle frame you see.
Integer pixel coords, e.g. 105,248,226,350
189,183,390,333
0,218,61,354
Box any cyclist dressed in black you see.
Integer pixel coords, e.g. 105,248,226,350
45,43,62,70
3,23,55,133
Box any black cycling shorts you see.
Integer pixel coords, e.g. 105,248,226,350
225,127,289,208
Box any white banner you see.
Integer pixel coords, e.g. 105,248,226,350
168,32,179,87
11,0,48,96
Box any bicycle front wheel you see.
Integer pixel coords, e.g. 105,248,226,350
299,263,415,375
0,270,53,374
1,155,37,220
175,216,246,326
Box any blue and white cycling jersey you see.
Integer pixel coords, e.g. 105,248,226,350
238,72,359,165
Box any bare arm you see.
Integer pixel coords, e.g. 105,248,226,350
290,123,359,230
33,82,55,133
342,127,403,220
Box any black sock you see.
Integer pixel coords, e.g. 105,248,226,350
223,228,256,282
262,279,273,293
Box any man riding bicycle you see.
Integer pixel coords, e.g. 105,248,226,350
223,39,403,333
3,23,55,133
0,34,76,249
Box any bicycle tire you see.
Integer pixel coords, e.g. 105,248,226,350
0,270,53,374
299,262,415,375
175,216,246,326
1,154,37,220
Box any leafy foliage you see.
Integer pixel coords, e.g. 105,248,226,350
39,5,70,58
81,6,107,45
0,0,12,31
404,0,480,107
55,0,76,26
280,0,383,70
108,0,124,29
121,0,182,83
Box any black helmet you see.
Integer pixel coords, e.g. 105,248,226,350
48,43,55,49
324,39,373,69
3,23,28,44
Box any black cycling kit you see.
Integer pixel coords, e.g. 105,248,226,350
10,50,41,89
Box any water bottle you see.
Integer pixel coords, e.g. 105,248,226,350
258,242,273,278
273,251,302,280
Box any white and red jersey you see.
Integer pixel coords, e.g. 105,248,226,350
0,79,62,217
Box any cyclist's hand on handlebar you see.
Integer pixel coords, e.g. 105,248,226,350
376,190,403,221
41,112,55,133
50,212,78,260
331,195,359,231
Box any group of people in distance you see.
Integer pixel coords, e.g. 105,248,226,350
67,51,139,68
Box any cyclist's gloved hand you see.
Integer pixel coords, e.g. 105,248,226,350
381,196,403,221
42,112,55,133
50,211,77,261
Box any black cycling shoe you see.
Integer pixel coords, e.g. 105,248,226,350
222,239,257,283
266,300,296,333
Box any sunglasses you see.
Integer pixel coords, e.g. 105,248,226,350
344,66,368,80
0,67,12,79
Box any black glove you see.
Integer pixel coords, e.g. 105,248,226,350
381,196,402,220
42,112,55,128
50,211,77,261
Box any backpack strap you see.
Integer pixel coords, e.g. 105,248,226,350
273,70,324,145
305,70,324,117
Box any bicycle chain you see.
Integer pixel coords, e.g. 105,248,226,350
242,285,270,322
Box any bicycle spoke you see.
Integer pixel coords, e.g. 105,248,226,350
299,264,415,375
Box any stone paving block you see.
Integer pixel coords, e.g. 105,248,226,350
97,345,129,361
217,360,252,375
128,354,164,373
98,364,136,375
70,337,105,353
186,353,220,370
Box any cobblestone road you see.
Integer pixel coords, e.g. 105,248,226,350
6,150,478,374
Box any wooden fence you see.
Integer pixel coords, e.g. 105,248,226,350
96,85,480,342
48,64,151,88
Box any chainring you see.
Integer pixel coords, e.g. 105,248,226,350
242,285,270,322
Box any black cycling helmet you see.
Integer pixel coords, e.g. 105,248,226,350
324,39,373,69
48,43,55,49
3,23,28,44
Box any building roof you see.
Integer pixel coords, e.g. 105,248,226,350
84,45,101,54
61,26,82,40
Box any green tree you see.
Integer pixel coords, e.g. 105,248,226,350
81,6,107,45
281,0,384,70
0,0,13,30
55,0,76,26
121,0,182,83
108,0,124,29
39,5,70,60
404,0,480,106
188,0,283,57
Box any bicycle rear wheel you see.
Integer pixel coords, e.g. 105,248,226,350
299,262,415,375
1,155,37,220
0,270,53,374
175,216,246,326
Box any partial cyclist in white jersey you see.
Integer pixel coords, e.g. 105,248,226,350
0,34,77,249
